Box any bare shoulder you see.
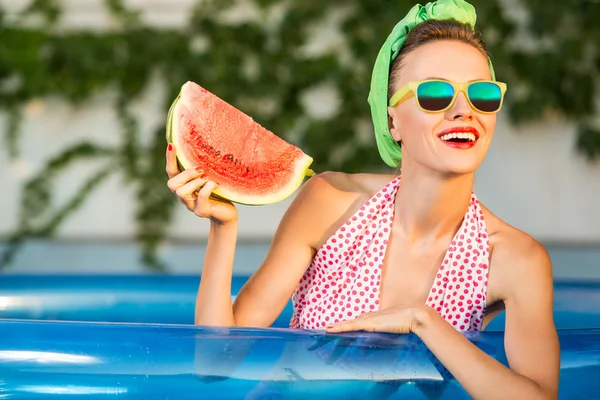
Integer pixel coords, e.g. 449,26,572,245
303,170,395,192
481,204,553,302
290,171,397,249
297,170,396,204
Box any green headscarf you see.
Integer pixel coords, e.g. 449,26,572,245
367,0,496,168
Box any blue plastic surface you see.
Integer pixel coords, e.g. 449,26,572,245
0,275,600,399
2,275,600,330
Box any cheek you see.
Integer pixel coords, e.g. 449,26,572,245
397,107,439,142
479,114,497,138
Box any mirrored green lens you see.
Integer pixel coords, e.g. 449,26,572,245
468,82,502,112
416,81,454,111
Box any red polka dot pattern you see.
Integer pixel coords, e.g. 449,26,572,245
289,176,491,333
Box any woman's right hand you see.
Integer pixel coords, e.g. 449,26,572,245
166,143,238,226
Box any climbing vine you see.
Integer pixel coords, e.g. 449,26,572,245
1,0,599,270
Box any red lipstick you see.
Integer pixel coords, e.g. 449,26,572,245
437,126,480,149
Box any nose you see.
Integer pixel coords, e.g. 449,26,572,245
446,91,474,121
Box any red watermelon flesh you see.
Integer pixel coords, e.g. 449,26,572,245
167,82,314,205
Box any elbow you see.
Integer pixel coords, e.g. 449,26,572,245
541,389,558,400
230,314,270,329
536,391,557,400
194,310,237,327
528,382,557,400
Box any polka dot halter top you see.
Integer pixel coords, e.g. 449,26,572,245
290,176,491,332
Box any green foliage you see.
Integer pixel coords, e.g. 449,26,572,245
0,0,599,270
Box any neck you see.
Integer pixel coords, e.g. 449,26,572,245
394,164,474,246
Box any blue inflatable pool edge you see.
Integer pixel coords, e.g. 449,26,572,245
1,275,600,399
1,318,600,399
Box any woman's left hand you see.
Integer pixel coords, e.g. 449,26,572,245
325,306,430,334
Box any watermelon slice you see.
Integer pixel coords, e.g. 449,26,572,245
166,81,315,205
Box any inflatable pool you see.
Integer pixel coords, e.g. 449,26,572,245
1,275,599,399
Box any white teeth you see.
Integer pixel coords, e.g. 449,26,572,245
440,133,477,142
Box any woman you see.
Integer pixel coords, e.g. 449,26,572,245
166,0,559,398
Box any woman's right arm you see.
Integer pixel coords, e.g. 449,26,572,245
231,172,342,327
166,143,345,328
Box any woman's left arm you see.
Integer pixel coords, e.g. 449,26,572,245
327,238,560,400
415,238,559,399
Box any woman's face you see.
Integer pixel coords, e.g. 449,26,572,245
387,40,497,175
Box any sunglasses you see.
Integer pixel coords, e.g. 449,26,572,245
388,79,507,114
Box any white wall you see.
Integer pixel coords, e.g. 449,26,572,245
1,0,599,244
475,116,600,243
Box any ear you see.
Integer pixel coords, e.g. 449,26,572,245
387,106,402,142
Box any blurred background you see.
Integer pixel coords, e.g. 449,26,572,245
0,0,598,278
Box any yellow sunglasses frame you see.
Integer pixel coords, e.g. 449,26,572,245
388,79,508,114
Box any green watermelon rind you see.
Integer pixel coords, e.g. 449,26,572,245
166,94,187,173
165,86,315,206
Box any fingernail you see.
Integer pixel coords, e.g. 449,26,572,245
167,143,173,151
195,167,203,173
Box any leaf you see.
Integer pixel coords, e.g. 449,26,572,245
20,0,61,25
4,105,21,158
576,123,600,162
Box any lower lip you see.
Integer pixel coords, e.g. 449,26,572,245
439,138,477,149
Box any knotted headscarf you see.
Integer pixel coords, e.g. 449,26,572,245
367,0,496,168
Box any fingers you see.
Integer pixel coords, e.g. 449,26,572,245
166,143,181,178
167,166,205,194
326,309,413,335
326,319,366,333
325,312,377,333
194,181,220,218
165,142,225,217
175,176,209,209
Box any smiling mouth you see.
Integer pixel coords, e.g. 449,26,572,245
439,132,477,143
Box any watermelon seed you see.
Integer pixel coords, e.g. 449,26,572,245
208,147,214,153
215,151,221,156
224,154,234,161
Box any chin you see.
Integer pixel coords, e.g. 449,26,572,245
444,167,479,176
434,144,488,176
438,160,483,176
405,143,488,175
